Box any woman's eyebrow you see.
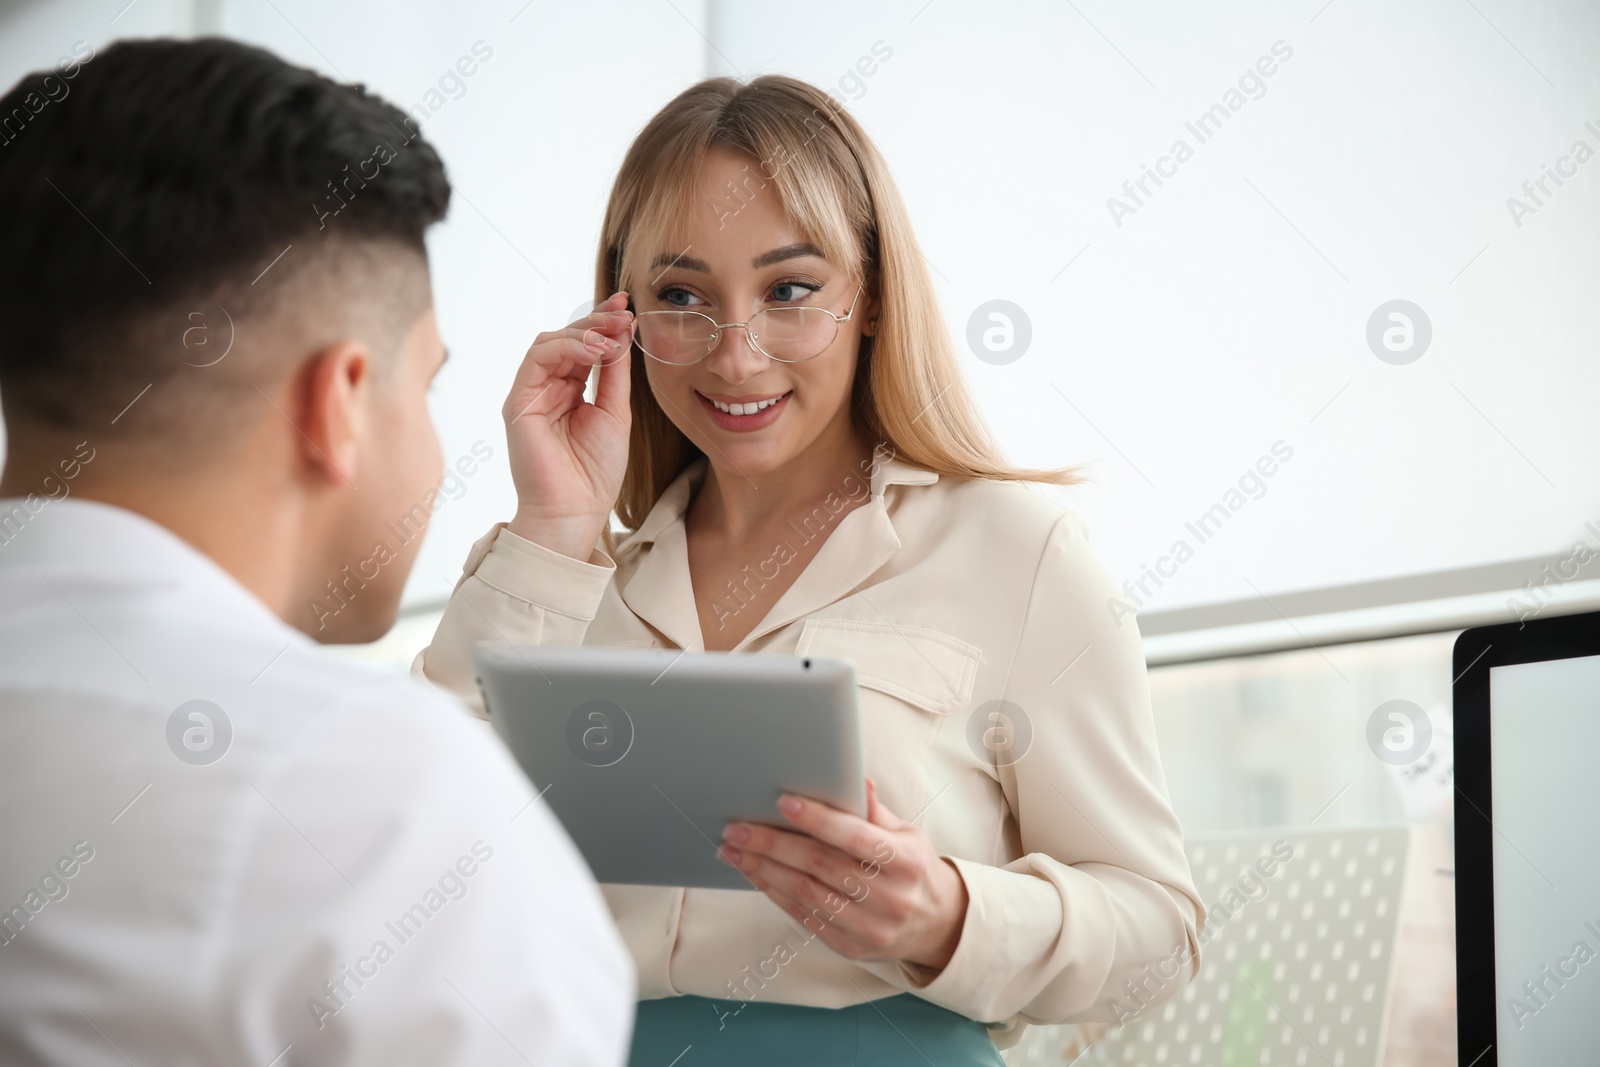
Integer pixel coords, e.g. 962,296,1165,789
752,243,825,268
646,243,826,274
649,250,710,273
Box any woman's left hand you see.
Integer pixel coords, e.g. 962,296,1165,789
718,778,969,972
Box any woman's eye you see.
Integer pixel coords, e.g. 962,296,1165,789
770,281,819,303
658,287,698,308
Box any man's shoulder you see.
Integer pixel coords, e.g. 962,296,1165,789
250,645,503,771
1,614,504,802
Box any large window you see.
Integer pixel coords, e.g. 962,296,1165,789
1007,629,1458,1066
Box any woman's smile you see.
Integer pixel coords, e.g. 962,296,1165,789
695,387,793,432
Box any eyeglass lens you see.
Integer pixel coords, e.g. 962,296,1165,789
633,306,840,364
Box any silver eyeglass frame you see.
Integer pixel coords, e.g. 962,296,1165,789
630,282,868,366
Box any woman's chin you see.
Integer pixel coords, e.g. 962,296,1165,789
698,432,801,478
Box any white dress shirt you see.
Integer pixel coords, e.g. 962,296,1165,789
0,497,634,1066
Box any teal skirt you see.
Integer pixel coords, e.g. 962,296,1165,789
628,992,1006,1066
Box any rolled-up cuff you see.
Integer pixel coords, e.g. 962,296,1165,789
471,522,616,619
891,854,1084,1024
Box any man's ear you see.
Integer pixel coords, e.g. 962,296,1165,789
292,340,371,488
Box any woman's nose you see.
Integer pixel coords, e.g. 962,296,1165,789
704,323,769,382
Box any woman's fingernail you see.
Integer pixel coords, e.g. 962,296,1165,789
723,823,749,845
720,846,742,864
779,795,803,816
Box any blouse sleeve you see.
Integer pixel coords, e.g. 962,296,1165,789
411,522,617,718
890,510,1205,1028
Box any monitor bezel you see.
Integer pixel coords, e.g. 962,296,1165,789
1453,605,1600,1065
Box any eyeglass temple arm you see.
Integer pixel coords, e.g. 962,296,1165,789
836,282,867,322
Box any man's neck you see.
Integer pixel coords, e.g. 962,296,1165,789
4,442,302,622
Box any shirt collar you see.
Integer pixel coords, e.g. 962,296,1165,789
612,441,938,555
0,496,311,646
610,442,937,651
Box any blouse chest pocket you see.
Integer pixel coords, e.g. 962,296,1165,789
794,618,982,716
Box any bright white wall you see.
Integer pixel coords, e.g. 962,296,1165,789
708,0,1600,619
4,0,1597,629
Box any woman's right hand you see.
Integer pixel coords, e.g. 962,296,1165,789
501,291,634,560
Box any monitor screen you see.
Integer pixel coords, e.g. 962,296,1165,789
1488,652,1600,1063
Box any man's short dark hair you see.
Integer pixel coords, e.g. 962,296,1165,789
0,36,451,433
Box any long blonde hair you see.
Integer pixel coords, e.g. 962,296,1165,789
596,74,1084,539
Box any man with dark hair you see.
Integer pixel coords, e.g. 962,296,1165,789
0,37,633,1064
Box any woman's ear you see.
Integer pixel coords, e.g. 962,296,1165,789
861,280,882,337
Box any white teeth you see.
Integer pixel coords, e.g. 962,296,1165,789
708,393,786,416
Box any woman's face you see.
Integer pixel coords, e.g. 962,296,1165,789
635,148,873,480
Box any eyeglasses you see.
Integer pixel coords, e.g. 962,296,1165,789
631,283,866,366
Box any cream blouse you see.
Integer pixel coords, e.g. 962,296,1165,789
414,445,1204,1050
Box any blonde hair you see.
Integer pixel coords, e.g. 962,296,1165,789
595,74,1084,539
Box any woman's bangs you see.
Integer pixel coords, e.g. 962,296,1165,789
620,126,863,293
617,153,702,299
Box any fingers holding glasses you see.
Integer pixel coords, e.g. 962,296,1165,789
500,291,635,559
503,291,633,436
528,293,633,373
588,292,634,422
572,291,636,368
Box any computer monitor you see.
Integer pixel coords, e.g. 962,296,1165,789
1454,607,1600,1065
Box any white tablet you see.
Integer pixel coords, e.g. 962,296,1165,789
473,644,865,890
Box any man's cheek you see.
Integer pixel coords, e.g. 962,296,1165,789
406,395,444,500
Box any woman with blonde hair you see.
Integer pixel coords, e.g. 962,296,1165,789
417,74,1203,1065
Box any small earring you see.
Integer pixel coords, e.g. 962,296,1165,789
868,318,880,333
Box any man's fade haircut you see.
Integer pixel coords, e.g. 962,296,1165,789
0,36,450,434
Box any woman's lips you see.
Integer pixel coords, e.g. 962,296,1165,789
696,390,792,432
